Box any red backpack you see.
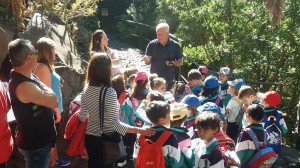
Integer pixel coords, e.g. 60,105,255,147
136,131,172,168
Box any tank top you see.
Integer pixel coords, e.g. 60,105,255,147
9,71,56,150
51,71,63,112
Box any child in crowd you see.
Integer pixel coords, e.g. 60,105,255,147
197,102,239,167
123,64,138,89
199,75,225,117
193,112,224,168
218,67,232,108
172,81,192,102
112,75,135,126
181,94,201,138
127,74,136,91
235,104,270,167
198,65,209,81
238,86,260,131
133,101,180,168
112,74,135,166
135,91,165,126
149,75,166,95
170,103,192,168
258,91,288,153
226,79,245,141
130,71,149,127
130,71,149,111
187,69,204,96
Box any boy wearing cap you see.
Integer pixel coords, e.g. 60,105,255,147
193,112,224,168
219,67,232,108
226,79,245,141
170,103,193,168
238,86,260,131
199,75,225,118
258,91,287,153
181,95,201,138
187,69,204,96
133,101,180,167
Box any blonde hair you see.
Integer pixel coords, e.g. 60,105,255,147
35,37,55,72
150,77,166,90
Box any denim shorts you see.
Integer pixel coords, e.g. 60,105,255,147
19,144,51,168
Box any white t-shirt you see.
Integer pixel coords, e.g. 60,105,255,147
226,96,242,122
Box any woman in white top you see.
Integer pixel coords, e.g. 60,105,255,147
78,52,155,168
89,29,121,77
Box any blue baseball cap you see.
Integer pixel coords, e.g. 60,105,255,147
181,94,201,107
204,75,221,89
197,102,221,114
197,102,225,121
227,79,245,90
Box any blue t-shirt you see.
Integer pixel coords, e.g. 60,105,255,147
51,71,63,112
146,38,183,83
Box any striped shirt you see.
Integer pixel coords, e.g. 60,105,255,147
78,85,128,136
235,124,265,167
193,138,224,168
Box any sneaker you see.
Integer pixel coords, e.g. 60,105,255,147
116,160,127,167
55,159,71,167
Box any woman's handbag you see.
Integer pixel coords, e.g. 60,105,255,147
99,87,126,166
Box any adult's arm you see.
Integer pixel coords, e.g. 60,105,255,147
143,55,152,65
109,49,120,66
173,57,183,66
34,64,61,123
174,42,184,67
16,81,58,109
106,88,155,136
143,41,154,65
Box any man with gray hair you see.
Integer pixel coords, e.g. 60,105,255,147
143,22,183,90
8,38,58,168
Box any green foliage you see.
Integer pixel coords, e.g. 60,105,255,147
34,0,100,21
119,0,300,147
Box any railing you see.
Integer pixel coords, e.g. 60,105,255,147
113,17,283,95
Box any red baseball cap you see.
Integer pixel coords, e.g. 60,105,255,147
257,91,281,107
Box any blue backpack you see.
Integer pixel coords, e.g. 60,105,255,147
264,111,283,153
245,128,278,168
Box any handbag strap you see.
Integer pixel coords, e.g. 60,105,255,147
99,86,109,133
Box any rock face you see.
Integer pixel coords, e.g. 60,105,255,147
18,12,86,110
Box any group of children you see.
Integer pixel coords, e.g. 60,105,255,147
69,64,288,167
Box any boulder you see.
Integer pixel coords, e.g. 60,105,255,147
16,12,87,110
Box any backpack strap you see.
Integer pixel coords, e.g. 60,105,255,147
118,91,128,106
232,97,242,106
138,130,172,146
155,130,172,146
215,96,221,105
245,128,261,150
99,86,109,133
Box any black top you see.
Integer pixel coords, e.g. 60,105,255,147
9,71,56,150
146,38,183,83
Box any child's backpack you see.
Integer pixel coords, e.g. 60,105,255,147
214,130,240,167
68,93,82,117
245,128,278,168
264,111,283,153
136,131,172,168
118,91,135,126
